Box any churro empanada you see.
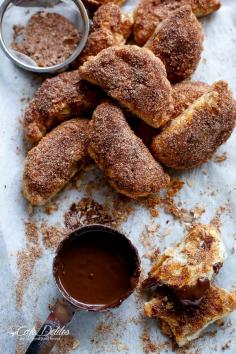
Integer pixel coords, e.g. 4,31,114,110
23,119,89,205
88,100,170,198
144,284,236,347
143,224,226,305
151,81,236,169
80,45,172,128
145,6,204,83
75,4,133,66
24,71,100,143
82,0,125,12
134,0,221,46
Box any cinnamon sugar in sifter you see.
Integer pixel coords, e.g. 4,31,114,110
12,12,81,67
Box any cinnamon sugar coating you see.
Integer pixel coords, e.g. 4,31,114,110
82,0,125,12
12,12,81,67
144,284,236,347
143,224,225,290
128,81,208,147
23,71,100,143
92,3,132,33
80,45,172,128
23,119,89,205
168,81,209,120
151,81,236,169
134,0,221,46
145,6,204,83
75,4,133,67
23,98,47,143
88,100,170,198
34,71,100,119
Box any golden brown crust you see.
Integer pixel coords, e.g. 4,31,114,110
82,0,124,12
23,119,89,205
168,81,209,120
75,4,133,66
92,3,133,36
134,0,221,46
144,224,225,289
34,71,100,119
23,98,48,143
190,0,221,16
79,45,173,128
151,80,236,169
88,100,170,198
145,6,204,83
144,284,236,347
23,71,100,143
128,81,208,147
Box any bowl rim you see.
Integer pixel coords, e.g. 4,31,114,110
0,0,90,73
53,224,141,312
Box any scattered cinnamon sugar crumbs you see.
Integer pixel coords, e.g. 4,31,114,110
190,206,206,219
25,221,38,243
161,197,189,221
144,179,184,219
167,179,185,197
140,222,160,259
145,195,161,217
111,195,134,228
141,330,158,353
96,321,112,333
16,244,41,307
214,152,227,163
16,222,41,308
64,198,113,230
42,225,68,250
44,201,58,214
16,223,41,308
12,12,81,67
52,335,80,354
210,204,232,229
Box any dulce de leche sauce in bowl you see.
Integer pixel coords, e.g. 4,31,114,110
53,225,141,311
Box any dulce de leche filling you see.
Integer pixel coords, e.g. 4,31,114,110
174,277,210,306
54,230,139,309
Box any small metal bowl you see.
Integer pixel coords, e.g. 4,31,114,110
53,224,141,312
25,225,140,354
0,0,89,74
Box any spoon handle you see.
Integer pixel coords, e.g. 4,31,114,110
25,299,75,354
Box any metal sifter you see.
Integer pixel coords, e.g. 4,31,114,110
0,0,90,73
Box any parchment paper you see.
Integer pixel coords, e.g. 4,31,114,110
1,0,236,353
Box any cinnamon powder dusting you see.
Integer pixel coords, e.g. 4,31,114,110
64,197,114,230
16,222,41,308
42,225,68,250
141,330,158,353
64,195,134,231
12,12,81,67
52,335,80,354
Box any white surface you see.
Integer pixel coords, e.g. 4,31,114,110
0,0,236,353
